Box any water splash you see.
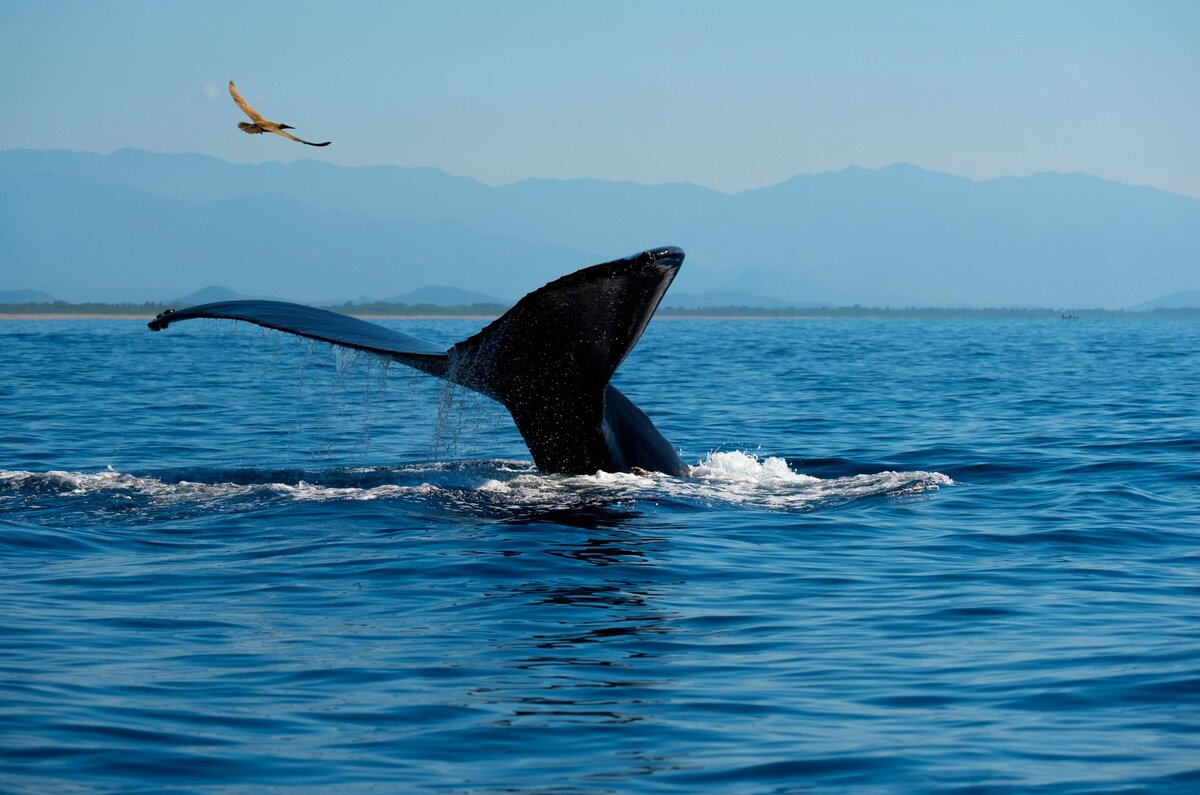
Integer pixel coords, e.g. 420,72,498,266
0,452,949,520
2,451,955,521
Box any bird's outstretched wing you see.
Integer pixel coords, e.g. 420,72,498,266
228,80,265,123
272,129,332,147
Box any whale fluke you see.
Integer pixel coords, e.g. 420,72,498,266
148,248,688,476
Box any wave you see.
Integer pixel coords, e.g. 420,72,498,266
0,452,951,520
478,451,950,512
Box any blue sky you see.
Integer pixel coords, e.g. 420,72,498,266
2,0,1197,196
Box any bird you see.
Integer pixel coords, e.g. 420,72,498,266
228,80,331,147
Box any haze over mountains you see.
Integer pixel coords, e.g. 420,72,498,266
1,148,1197,308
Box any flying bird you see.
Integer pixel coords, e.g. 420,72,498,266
228,80,331,147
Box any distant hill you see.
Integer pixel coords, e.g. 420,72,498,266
382,286,508,306
0,289,56,303
1129,290,1200,310
3,149,1198,308
173,286,244,305
662,291,822,310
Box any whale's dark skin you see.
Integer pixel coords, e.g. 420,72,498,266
149,247,689,476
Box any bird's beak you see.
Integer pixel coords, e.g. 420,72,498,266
280,124,294,130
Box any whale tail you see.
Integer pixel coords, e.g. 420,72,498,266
148,247,688,475
448,246,685,474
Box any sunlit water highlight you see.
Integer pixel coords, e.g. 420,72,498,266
1,317,1198,793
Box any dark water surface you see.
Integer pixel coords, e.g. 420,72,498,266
2,317,1198,793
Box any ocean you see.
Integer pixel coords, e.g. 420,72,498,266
1,316,1198,793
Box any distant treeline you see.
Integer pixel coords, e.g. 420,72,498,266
0,301,165,315
2,300,1198,319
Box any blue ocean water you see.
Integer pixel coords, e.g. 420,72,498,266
1,315,1198,794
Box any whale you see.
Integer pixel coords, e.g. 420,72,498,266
149,247,690,476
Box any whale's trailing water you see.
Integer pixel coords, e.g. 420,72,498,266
149,247,689,476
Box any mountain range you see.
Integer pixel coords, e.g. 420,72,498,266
1,148,1197,308
1127,290,1200,311
0,289,57,303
